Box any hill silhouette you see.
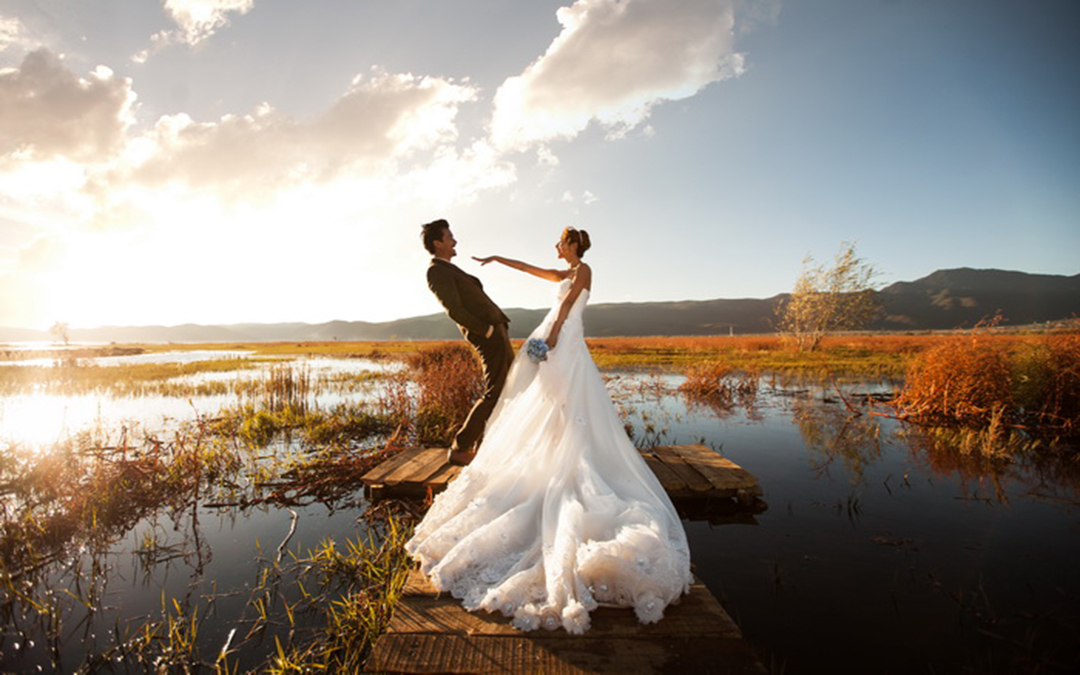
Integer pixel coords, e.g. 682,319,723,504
2,268,1077,343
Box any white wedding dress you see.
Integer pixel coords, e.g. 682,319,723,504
405,279,692,634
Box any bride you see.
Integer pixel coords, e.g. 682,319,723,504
404,227,691,634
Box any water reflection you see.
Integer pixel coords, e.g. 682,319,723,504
791,392,884,484
0,355,399,452
0,359,1076,673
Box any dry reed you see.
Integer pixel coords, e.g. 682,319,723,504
678,361,760,414
406,344,483,446
895,331,1080,439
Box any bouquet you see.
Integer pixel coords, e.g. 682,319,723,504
525,337,549,363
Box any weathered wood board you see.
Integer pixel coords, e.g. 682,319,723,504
362,444,765,515
365,569,766,674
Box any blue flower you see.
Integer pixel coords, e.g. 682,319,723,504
526,337,549,363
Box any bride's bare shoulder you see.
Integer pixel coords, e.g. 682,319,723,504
574,263,593,290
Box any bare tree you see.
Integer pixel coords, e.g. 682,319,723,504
49,321,70,345
776,242,881,351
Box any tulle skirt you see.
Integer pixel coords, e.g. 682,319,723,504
405,288,691,634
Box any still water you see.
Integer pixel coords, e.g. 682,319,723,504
1,353,1077,672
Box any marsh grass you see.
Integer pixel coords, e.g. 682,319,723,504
678,361,761,416
266,504,415,673
0,424,240,579
583,334,1036,380
0,353,418,671
895,331,1080,443
2,334,1077,670
0,358,258,396
406,343,483,447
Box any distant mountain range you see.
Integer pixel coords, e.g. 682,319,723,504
3,268,1077,344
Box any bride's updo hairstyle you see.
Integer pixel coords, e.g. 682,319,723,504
562,226,591,258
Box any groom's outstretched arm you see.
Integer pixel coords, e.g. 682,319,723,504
427,265,490,337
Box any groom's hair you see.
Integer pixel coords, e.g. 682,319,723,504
421,219,450,254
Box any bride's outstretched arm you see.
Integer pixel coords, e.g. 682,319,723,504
547,264,591,350
472,256,569,283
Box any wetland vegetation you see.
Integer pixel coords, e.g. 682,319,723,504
1,328,1077,672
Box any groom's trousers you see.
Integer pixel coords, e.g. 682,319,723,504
453,323,514,454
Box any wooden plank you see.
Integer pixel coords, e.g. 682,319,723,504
648,446,714,493
424,462,463,491
365,445,765,506
635,453,686,494
384,447,448,486
667,444,763,498
641,454,689,495
405,568,439,595
387,586,741,640
367,634,766,674
398,570,740,639
361,447,427,485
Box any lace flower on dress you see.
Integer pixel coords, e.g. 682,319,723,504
512,604,541,632
634,592,665,624
562,599,591,635
538,606,562,631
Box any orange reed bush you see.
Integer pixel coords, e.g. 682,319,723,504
407,343,483,446
1014,332,1080,436
677,361,759,413
678,361,734,399
894,336,1014,427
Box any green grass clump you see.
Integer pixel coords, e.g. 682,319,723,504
267,508,415,673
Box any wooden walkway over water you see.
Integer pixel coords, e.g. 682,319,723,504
366,568,766,674
361,444,765,513
361,444,768,673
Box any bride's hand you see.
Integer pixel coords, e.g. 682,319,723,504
547,333,559,350
472,255,495,265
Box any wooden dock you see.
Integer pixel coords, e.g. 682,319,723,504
366,568,766,674
361,444,768,673
361,444,765,515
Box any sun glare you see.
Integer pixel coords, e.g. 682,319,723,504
0,393,95,450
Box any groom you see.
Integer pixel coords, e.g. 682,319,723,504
421,219,514,466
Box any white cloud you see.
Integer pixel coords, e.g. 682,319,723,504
490,0,746,150
0,49,137,163
135,0,254,61
560,189,599,205
164,0,254,42
113,69,486,201
0,50,519,327
0,16,32,53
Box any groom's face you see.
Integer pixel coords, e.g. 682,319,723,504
434,228,457,260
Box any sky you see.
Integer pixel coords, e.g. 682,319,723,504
0,0,1077,330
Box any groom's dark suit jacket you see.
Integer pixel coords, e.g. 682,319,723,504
427,258,510,342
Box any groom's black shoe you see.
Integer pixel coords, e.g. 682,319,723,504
446,449,476,466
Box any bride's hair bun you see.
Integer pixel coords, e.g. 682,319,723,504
562,226,592,258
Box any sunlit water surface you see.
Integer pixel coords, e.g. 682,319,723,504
0,355,1077,673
